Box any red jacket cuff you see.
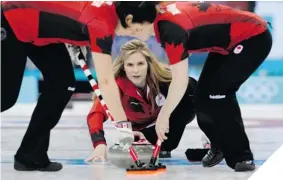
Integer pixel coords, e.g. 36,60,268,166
93,141,107,149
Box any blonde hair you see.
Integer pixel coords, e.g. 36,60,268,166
113,39,172,111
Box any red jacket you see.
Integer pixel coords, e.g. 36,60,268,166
87,76,169,147
154,2,268,64
1,1,117,54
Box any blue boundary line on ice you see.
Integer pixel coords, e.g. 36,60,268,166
0,159,266,166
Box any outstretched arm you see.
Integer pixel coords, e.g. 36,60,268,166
85,98,108,162
92,52,127,122
87,97,108,148
87,16,134,149
84,2,128,123
155,20,190,142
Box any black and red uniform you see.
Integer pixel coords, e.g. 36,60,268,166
153,2,272,169
87,76,197,152
1,1,118,169
1,1,117,53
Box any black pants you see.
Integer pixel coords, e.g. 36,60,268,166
194,30,272,169
1,12,75,166
141,77,197,152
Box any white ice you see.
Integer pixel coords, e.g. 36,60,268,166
1,103,283,180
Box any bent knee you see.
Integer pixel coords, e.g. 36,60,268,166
1,99,17,112
1,90,20,112
194,88,232,111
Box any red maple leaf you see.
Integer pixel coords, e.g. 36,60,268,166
165,42,185,65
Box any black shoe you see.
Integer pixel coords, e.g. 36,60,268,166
14,159,63,172
202,149,224,167
234,160,255,172
159,151,171,158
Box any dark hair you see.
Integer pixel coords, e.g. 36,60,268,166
115,1,157,28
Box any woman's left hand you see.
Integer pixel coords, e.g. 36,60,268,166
155,113,170,142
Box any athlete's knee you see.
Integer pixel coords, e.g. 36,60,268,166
207,85,229,101
65,84,76,95
1,89,20,112
162,141,179,152
207,76,237,100
194,87,233,111
1,98,17,112
56,84,76,99
43,81,76,102
37,84,76,128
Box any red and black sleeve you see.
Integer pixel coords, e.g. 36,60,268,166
157,20,190,65
87,98,108,148
83,3,117,55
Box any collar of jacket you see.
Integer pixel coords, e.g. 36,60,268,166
116,76,150,104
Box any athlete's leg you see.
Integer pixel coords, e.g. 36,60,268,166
1,10,28,112
15,44,76,171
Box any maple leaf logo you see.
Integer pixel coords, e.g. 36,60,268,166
157,3,181,15
96,35,113,54
165,42,185,65
192,2,212,12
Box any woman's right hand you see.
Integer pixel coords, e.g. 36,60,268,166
85,144,108,162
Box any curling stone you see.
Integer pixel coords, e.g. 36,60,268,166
108,143,156,169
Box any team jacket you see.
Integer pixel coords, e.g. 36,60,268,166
154,2,268,65
1,1,117,54
87,76,196,148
